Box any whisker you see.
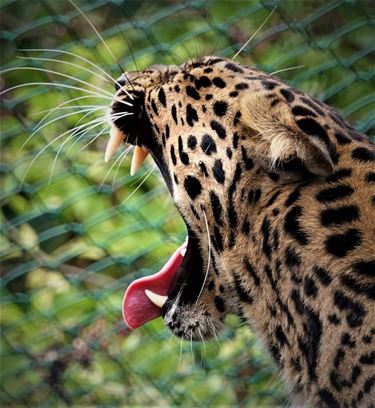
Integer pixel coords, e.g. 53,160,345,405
1,66,117,100
108,111,131,118
69,107,107,129
35,113,106,150
180,42,194,65
18,48,132,98
49,120,107,185
232,4,277,60
30,95,100,119
100,144,131,188
77,125,110,153
64,114,115,157
195,209,211,305
29,95,109,138
33,105,105,135
129,162,152,187
112,27,137,92
20,106,106,152
178,336,184,371
57,118,108,160
34,103,107,117
19,118,106,189
68,0,127,77
209,37,222,58
208,320,220,347
121,164,156,204
108,112,133,122
190,330,195,368
120,31,140,76
197,328,206,362
33,102,108,131
270,64,306,76
128,160,155,187
1,82,131,108
17,56,112,86
112,145,132,189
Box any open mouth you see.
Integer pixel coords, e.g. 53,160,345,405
122,241,186,329
105,125,206,330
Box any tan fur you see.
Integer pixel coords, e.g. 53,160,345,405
112,56,375,407
241,93,334,176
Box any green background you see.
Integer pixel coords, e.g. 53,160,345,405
1,0,374,406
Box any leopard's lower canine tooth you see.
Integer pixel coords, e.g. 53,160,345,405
130,146,149,176
145,289,168,309
104,126,124,163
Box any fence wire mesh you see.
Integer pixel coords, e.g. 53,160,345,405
1,0,374,406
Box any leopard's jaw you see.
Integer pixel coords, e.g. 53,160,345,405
110,56,375,406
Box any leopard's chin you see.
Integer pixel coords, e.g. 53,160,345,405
160,225,221,340
163,296,224,341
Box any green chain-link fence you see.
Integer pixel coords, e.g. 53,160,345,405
1,0,374,406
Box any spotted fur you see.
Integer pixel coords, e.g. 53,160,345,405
111,56,375,407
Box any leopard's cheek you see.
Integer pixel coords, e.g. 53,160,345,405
173,170,205,222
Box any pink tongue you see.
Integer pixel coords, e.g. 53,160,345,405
122,242,186,329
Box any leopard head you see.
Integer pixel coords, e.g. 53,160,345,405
109,56,339,341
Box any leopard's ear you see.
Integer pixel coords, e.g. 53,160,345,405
240,92,334,176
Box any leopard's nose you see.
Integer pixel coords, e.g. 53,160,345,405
115,74,128,91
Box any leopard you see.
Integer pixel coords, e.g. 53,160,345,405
109,56,375,407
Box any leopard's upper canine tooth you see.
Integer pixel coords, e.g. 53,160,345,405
104,126,124,163
130,146,149,176
180,248,187,257
144,289,168,309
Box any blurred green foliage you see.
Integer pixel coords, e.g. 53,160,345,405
1,0,374,406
